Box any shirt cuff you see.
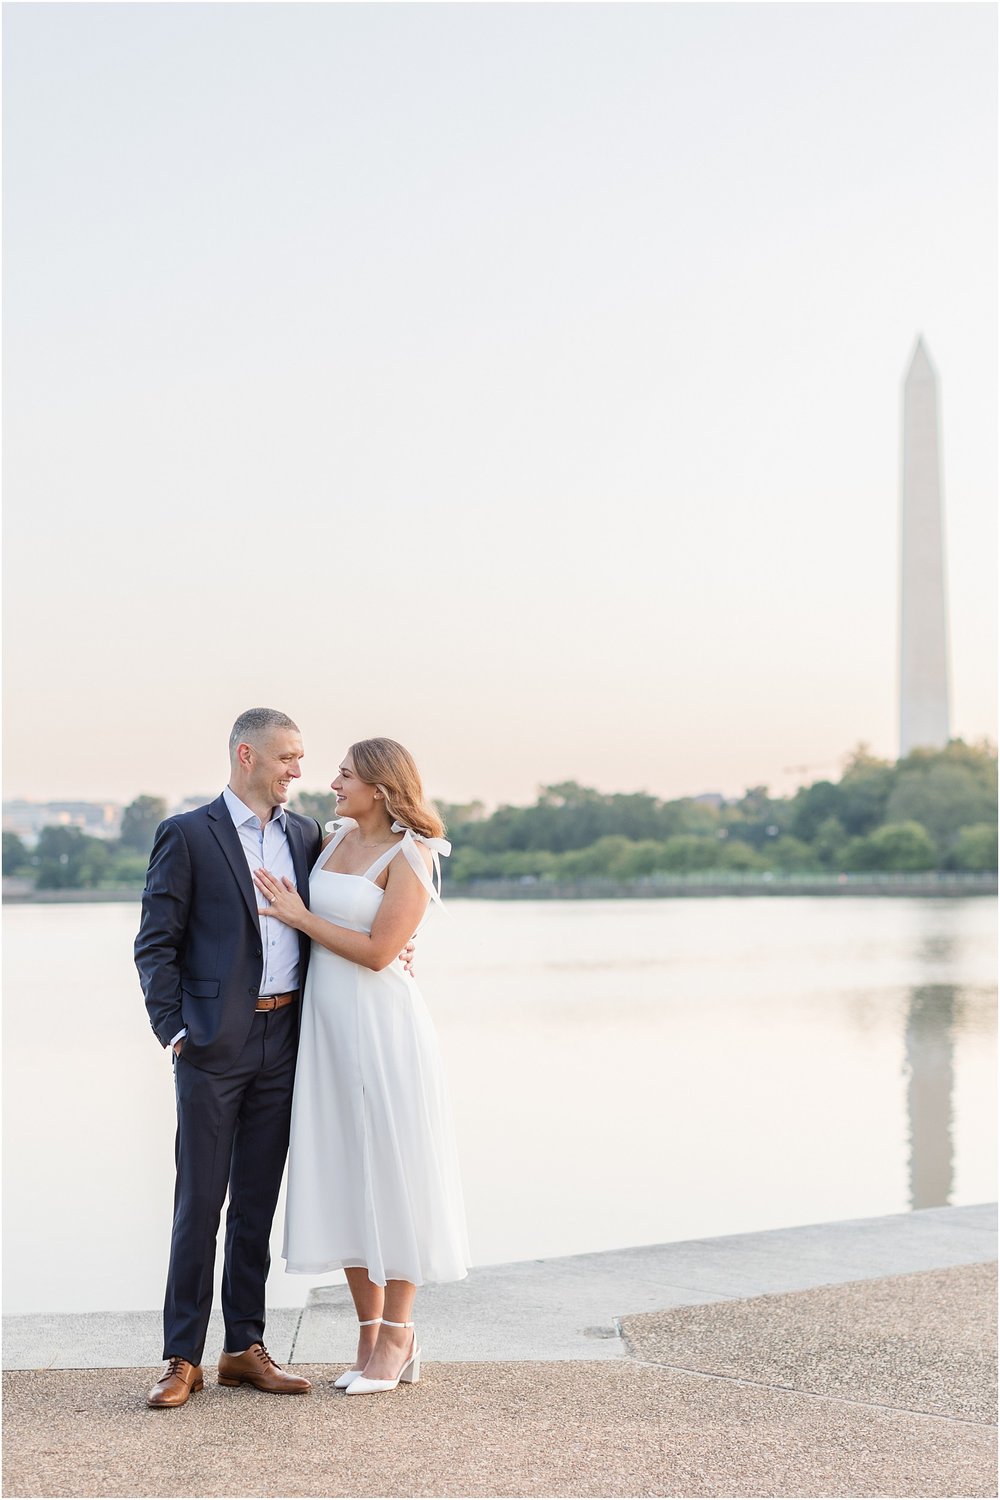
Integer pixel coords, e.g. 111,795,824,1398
168,1028,188,1048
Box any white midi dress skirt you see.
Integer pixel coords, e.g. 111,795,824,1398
283,854,469,1286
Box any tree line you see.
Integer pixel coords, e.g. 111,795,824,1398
2,796,167,890
3,741,996,891
298,740,998,882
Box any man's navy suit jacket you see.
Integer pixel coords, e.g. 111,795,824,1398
135,795,322,1074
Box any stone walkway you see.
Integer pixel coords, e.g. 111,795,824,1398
3,1205,996,1497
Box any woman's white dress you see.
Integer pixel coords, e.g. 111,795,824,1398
283,819,469,1286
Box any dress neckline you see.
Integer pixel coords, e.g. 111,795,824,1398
317,817,404,882
316,868,385,892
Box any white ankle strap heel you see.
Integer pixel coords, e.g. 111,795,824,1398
333,1318,383,1390
345,1319,420,1396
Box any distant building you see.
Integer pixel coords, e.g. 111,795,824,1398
692,792,726,809
2,800,122,847
171,794,215,815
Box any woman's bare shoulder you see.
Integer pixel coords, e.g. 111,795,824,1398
415,840,434,870
385,836,433,880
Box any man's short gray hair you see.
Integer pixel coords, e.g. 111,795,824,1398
229,708,299,760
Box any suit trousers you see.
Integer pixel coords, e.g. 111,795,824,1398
163,1004,298,1364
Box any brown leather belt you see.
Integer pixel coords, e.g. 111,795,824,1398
255,990,299,1012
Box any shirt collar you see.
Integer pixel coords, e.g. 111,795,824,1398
223,785,287,832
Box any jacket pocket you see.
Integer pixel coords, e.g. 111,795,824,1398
181,978,221,999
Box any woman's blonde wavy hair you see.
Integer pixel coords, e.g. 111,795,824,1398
348,738,445,840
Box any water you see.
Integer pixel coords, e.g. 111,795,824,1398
3,897,995,1315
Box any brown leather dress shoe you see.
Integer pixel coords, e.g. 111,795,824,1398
147,1357,204,1408
217,1342,311,1394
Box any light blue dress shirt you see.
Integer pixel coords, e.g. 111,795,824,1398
169,787,301,1049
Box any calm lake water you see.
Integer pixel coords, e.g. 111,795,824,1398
3,897,996,1315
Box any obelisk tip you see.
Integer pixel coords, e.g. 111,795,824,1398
906,335,934,383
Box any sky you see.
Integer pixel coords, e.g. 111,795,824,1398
3,1,996,810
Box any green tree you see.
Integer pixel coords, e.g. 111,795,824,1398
813,816,848,869
764,835,818,872
837,746,894,835
672,800,724,837
724,786,788,849
719,839,766,871
291,790,339,827
555,836,637,880
119,796,168,853
886,762,996,858
3,831,28,875
951,824,998,873
788,780,841,842
34,826,110,889
448,847,492,883
495,849,559,879
899,739,998,790
614,839,672,878
455,782,697,856
844,821,936,872
107,850,154,885
659,835,723,873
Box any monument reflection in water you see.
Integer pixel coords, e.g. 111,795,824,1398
905,978,959,1211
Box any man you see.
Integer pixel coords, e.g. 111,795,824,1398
135,708,320,1407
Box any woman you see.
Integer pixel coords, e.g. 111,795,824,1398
252,737,469,1396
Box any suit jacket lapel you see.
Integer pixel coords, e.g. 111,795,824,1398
207,795,263,934
285,815,311,897
285,815,313,976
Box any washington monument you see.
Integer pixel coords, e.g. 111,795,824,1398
899,338,951,757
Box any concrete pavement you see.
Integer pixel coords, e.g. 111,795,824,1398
3,1205,996,1497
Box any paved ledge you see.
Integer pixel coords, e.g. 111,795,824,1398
4,1259,996,1497
1,1308,302,1377
3,1203,994,1371
296,1202,998,1364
